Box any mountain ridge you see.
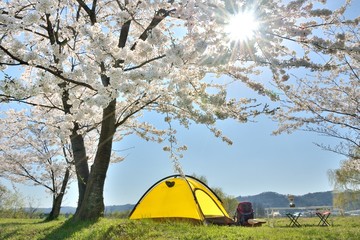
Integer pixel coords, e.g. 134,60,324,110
35,191,333,214
236,191,333,208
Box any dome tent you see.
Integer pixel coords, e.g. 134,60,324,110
129,174,234,225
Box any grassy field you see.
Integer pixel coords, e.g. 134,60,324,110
1,216,360,240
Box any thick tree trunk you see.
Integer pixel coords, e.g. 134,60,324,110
47,168,70,221
73,99,116,220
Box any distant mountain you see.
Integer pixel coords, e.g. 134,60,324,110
105,204,135,213
236,191,333,208
36,206,77,214
34,191,332,215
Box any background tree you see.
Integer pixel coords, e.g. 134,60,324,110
0,109,74,220
192,174,238,216
329,148,360,211
332,190,360,213
332,155,360,191
212,187,239,217
0,183,26,218
0,0,357,220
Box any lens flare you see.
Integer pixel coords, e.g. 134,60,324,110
225,12,259,41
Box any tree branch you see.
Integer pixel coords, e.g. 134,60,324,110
14,160,55,193
118,20,131,48
76,0,96,24
0,45,96,91
130,8,175,50
345,56,360,82
115,95,161,128
124,54,166,71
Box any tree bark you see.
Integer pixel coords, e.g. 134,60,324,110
46,167,70,220
73,99,116,220
59,82,90,213
71,130,89,213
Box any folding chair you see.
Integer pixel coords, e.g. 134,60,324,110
286,212,301,227
316,211,331,226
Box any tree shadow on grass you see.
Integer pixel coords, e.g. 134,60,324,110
0,221,29,228
0,219,49,239
0,221,31,240
39,217,97,240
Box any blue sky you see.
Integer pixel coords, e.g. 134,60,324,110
100,115,343,206
2,0,359,208
7,114,344,208
4,84,344,208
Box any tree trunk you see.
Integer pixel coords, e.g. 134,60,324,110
70,128,90,213
60,83,90,212
73,99,116,220
47,167,70,221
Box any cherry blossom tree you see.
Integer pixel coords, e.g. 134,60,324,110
266,0,360,211
0,109,74,220
0,0,357,220
272,1,360,161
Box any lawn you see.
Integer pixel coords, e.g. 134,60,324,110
1,216,359,240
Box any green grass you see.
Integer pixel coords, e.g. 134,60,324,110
1,216,360,240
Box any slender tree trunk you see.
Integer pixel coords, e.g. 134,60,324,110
70,129,90,213
47,168,70,220
73,99,116,220
59,82,90,212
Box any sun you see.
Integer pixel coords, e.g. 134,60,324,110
225,11,259,41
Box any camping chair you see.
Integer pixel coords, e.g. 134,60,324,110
316,211,331,226
286,212,301,227
234,202,254,226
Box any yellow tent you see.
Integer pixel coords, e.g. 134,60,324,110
129,175,234,225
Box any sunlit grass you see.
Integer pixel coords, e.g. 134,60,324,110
1,216,360,240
